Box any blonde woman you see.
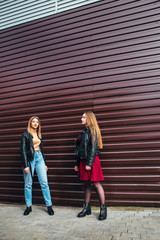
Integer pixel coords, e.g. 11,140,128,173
21,116,54,216
74,111,107,220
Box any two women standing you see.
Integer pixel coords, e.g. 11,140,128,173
20,112,106,220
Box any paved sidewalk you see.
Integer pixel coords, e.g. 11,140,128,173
0,203,160,240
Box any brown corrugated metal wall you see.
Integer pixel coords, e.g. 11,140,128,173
0,0,160,207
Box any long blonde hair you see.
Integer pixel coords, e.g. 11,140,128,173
85,111,103,149
27,116,41,139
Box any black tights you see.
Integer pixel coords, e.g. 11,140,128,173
84,181,105,205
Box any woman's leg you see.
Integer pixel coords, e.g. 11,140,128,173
77,182,92,218
84,182,92,203
23,160,35,215
93,181,105,205
23,160,35,207
35,151,52,207
93,181,107,220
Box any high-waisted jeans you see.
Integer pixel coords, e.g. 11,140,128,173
23,150,52,207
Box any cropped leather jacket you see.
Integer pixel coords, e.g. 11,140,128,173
20,131,46,169
74,126,100,168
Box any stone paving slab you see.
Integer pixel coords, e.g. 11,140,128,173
0,203,160,240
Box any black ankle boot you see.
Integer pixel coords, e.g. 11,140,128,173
99,203,107,220
77,202,91,218
47,206,54,215
24,206,32,216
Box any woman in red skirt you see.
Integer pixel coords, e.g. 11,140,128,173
74,111,107,221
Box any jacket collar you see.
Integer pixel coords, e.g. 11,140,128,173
27,131,33,138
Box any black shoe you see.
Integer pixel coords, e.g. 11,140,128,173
99,203,107,220
47,206,54,215
24,206,32,216
77,202,91,218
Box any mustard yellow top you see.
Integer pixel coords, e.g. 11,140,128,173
33,135,41,151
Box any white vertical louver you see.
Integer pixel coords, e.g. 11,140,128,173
0,0,101,30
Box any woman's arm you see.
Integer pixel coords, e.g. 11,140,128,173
86,130,98,167
20,133,28,169
40,139,47,166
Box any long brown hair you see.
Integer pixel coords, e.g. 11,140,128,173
85,111,103,149
27,116,41,138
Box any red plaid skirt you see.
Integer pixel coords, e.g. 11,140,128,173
78,156,104,182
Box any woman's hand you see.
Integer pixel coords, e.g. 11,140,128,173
85,165,91,171
45,166,48,172
24,167,29,174
74,166,79,171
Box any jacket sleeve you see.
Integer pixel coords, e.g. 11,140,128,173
74,135,81,168
20,133,28,169
74,158,80,168
86,131,98,167
74,148,80,168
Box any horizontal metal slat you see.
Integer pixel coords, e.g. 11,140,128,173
0,0,101,30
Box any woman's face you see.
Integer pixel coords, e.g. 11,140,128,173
81,113,87,125
31,118,39,130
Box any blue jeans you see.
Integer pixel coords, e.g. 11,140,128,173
23,150,52,207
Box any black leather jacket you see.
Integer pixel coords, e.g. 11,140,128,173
20,131,46,169
74,127,100,168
